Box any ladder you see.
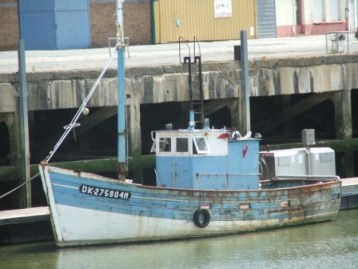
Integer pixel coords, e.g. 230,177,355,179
179,37,204,128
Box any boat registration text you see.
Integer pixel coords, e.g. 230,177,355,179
79,184,131,200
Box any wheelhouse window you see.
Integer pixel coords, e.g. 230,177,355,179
176,138,188,153
159,138,171,152
193,136,209,154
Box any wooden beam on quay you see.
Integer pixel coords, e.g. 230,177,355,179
260,137,358,152
0,155,156,183
2,137,358,183
1,137,358,183
17,40,31,207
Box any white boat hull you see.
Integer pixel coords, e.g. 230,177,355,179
40,164,341,247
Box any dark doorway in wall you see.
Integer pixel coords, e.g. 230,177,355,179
208,106,232,129
31,108,117,163
251,93,336,144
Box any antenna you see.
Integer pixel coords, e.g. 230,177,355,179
116,0,127,180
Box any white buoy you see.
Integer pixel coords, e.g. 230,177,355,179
82,107,90,115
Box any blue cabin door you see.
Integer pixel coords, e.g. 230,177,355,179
55,0,90,49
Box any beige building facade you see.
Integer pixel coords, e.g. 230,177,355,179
276,0,349,37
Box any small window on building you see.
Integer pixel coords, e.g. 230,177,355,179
313,0,341,23
312,0,324,22
159,138,171,152
176,138,188,153
328,0,340,21
193,137,209,154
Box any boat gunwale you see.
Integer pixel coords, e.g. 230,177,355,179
40,163,342,194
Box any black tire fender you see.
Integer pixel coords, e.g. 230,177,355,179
193,208,210,228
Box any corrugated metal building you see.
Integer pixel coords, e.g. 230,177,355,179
256,0,277,38
19,0,91,50
0,0,152,50
153,0,257,43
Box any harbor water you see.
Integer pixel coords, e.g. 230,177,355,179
0,210,357,269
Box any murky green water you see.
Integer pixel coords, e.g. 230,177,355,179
1,210,357,269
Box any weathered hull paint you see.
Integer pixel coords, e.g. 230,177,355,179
40,164,341,247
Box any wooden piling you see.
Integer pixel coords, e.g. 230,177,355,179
17,40,31,207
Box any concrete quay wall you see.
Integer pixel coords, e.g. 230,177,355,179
2,54,358,163
1,54,358,114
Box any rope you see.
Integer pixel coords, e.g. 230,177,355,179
43,48,116,163
0,46,121,201
0,173,39,200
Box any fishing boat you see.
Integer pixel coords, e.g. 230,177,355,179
39,3,341,247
